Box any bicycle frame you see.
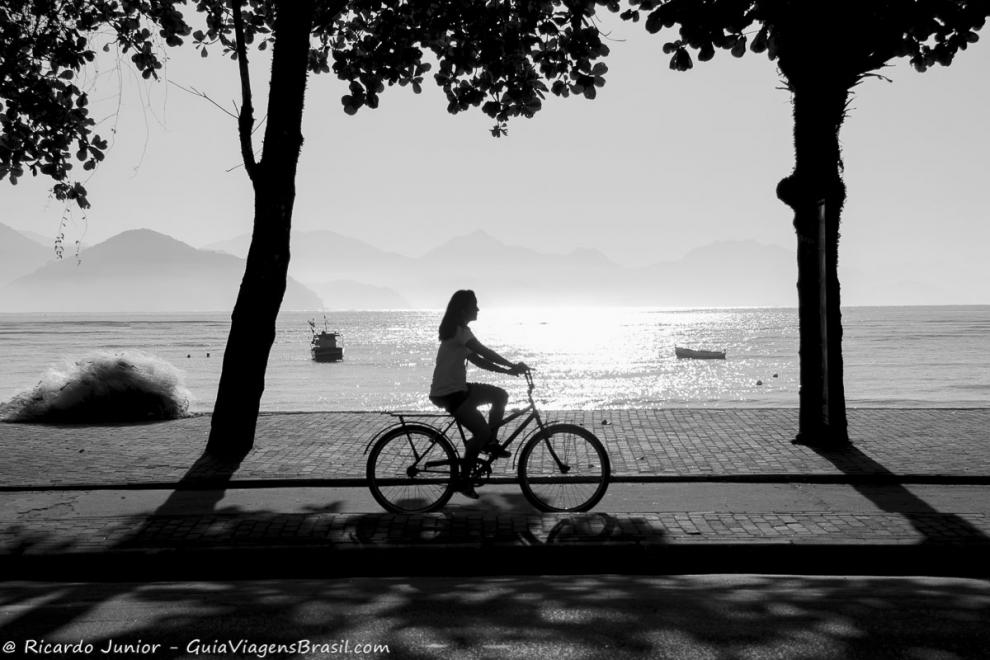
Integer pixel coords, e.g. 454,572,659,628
364,371,549,461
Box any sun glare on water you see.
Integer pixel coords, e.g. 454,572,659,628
469,306,793,409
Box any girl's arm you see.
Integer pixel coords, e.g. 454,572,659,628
466,337,514,368
466,338,526,374
467,353,514,374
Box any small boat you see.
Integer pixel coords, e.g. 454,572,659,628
309,318,344,362
675,346,726,360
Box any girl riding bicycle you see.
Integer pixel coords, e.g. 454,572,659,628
429,289,528,499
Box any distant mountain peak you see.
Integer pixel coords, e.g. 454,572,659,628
106,228,189,244
0,228,322,311
423,230,515,259
452,229,503,245
79,228,199,262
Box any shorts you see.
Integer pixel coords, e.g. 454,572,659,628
429,387,470,414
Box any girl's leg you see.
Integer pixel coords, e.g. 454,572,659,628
452,401,491,471
462,382,508,443
451,385,510,495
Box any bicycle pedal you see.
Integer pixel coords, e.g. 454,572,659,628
466,460,491,484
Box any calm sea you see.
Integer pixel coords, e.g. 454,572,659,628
0,306,987,412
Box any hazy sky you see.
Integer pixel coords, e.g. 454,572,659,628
3,14,989,304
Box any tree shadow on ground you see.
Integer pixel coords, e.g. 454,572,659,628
0,451,666,643
4,436,988,657
150,453,245,514
1,573,988,659
799,442,989,544
0,453,246,646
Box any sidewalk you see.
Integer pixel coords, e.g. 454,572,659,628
1,408,989,578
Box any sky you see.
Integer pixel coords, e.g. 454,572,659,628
3,12,989,305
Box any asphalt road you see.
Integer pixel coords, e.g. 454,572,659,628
2,575,988,659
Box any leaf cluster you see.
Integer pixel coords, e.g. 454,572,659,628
323,0,613,136
178,1,617,135
620,0,988,79
0,0,192,207
188,0,273,58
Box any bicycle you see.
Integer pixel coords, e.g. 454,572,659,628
365,369,611,514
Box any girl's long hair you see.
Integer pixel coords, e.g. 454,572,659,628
438,290,476,340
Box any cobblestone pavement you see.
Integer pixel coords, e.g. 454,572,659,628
1,408,989,487
1,409,988,575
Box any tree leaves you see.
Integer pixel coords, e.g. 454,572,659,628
645,8,665,33
1,0,194,209
670,47,692,70
729,35,747,57
15,0,986,218
751,24,769,53
621,1,990,81
326,1,612,131
4,0,617,212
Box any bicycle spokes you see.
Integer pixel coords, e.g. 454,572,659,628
518,424,610,513
540,436,571,473
367,427,457,514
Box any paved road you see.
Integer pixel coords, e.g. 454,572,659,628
2,576,989,659
3,409,989,581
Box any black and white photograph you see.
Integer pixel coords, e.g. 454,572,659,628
1,1,989,658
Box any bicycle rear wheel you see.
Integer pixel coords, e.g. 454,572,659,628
366,426,458,513
517,423,611,512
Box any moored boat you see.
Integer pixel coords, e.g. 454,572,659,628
309,318,344,362
675,346,726,360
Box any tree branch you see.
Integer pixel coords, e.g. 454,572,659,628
167,79,238,119
231,0,258,180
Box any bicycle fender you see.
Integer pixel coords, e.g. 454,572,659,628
363,421,444,454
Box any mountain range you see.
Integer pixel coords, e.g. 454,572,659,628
205,229,796,308
1,222,798,311
0,227,321,312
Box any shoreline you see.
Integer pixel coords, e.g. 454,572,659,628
5,404,990,423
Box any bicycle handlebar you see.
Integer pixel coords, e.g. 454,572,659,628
522,366,536,395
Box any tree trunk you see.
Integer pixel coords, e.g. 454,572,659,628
777,78,851,449
206,0,316,459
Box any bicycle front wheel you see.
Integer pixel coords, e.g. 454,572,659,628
366,426,458,513
517,423,611,512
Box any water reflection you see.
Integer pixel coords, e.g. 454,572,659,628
3,306,987,412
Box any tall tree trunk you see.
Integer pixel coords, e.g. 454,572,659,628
206,0,316,459
777,71,852,448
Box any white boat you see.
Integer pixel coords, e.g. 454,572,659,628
675,346,726,360
309,318,344,362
